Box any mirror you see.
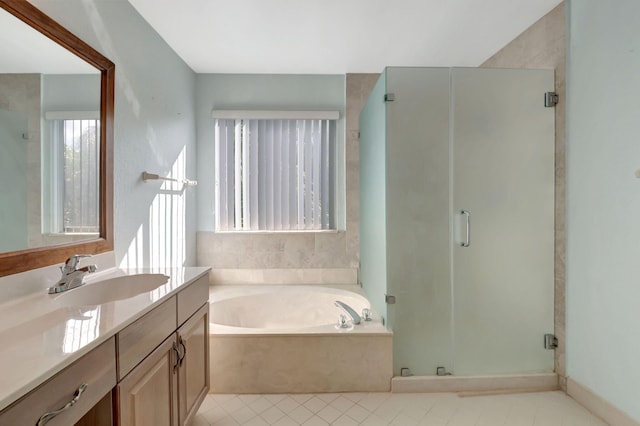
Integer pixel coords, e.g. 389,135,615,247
0,1,114,277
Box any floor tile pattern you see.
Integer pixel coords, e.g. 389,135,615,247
192,391,607,426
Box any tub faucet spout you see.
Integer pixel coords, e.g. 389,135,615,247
334,301,361,325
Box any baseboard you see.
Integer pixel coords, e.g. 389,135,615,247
567,378,639,426
392,373,559,393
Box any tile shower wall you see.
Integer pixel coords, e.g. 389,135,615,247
0,74,40,251
196,74,379,283
481,2,566,388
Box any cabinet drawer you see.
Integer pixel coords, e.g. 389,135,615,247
0,337,116,426
118,296,177,380
177,275,208,325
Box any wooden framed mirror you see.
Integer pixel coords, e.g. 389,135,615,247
0,0,114,277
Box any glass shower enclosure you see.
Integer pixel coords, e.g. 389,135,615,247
359,67,555,376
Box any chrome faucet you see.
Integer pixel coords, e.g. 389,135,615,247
334,300,361,325
48,255,97,294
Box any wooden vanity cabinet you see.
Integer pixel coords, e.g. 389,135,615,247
115,275,209,426
0,274,209,426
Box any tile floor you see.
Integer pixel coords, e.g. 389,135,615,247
192,391,607,426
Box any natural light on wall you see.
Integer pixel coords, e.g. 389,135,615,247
121,147,188,268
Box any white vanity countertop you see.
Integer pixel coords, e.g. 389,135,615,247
0,266,210,412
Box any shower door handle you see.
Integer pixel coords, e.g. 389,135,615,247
461,210,470,247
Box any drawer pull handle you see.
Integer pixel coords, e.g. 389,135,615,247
179,337,187,367
461,210,471,247
36,383,87,426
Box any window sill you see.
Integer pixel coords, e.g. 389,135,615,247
44,232,100,237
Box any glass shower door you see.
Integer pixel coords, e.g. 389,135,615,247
385,67,453,376
359,71,388,323
451,67,555,375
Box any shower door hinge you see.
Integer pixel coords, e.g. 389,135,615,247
385,294,396,304
544,333,558,350
544,92,559,107
436,367,452,376
384,93,395,102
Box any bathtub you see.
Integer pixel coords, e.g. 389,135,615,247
208,285,393,393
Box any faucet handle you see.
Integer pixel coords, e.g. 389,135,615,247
337,314,349,329
64,254,93,271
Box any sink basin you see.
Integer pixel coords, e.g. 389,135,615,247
53,273,170,307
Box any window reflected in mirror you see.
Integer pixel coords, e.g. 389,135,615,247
0,7,102,253
0,0,114,277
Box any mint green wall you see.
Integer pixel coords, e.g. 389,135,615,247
196,74,346,231
32,0,198,268
567,0,640,421
42,74,100,112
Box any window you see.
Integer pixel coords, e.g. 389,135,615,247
214,113,338,232
48,116,100,234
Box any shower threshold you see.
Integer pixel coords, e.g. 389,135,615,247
392,373,559,394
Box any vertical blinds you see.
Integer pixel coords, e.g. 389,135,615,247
54,118,100,233
215,118,336,231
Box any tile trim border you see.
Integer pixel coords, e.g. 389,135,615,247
208,268,358,285
567,378,639,426
392,373,559,393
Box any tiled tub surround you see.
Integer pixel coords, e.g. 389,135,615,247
207,267,358,286
208,285,392,394
0,251,210,412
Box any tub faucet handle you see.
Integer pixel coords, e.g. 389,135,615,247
362,308,372,321
337,314,349,329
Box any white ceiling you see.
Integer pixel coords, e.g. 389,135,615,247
127,0,563,74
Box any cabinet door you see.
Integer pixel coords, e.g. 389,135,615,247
177,304,209,426
452,67,555,375
117,335,179,426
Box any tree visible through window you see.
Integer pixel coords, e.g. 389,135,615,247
215,118,336,231
54,119,100,234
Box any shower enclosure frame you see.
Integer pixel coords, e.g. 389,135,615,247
359,66,555,378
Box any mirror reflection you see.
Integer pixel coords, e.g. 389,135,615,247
0,6,101,253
